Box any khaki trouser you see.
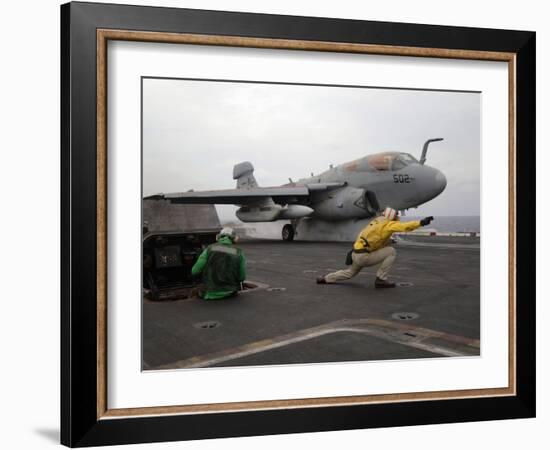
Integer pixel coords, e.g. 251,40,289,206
324,246,396,283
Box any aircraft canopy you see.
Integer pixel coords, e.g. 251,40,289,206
367,152,419,171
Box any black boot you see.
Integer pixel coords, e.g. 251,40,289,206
316,276,327,284
375,277,396,288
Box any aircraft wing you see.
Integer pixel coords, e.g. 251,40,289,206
146,182,345,205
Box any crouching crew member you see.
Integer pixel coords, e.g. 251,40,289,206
317,207,433,288
192,227,246,299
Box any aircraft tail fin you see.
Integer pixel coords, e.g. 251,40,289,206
233,161,258,189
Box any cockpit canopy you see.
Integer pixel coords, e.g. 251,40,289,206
342,152,419,173
366,152,419,171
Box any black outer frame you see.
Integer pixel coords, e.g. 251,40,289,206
60,1,535,447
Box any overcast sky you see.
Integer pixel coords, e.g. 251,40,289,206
143,78,480,220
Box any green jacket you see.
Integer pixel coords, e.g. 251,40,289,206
191,236,246,300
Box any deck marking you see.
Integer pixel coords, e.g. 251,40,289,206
152,318,480,370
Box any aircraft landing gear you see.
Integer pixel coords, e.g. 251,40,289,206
282,224,295,241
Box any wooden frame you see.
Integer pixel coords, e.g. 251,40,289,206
61,1,535,446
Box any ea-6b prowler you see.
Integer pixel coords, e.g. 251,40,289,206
148,138,447,241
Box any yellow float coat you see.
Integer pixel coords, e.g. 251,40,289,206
353,217,421,251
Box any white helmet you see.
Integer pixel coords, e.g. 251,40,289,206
383,207,398,221
218,227,236,240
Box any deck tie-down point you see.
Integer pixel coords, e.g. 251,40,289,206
391,312,419,321
194,321,221,329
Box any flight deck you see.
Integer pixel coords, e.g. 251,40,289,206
142,235,480,370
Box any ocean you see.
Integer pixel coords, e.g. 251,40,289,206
405,216,480,233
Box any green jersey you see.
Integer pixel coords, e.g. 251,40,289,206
191,236,246,300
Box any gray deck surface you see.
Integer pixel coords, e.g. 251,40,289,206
143,237,480,370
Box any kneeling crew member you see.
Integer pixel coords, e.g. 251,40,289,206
317,207,433,288
192,227,246,299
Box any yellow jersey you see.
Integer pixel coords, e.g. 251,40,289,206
353,217,421,252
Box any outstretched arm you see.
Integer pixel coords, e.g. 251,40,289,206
386,220,422,233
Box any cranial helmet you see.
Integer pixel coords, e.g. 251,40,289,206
218,227,236,240
383,207,398,221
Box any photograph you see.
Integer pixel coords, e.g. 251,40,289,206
57,1,536,446
141,77,481,371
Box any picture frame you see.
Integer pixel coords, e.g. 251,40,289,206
60,1,535,447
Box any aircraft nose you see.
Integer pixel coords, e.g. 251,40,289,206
435,170,447,194
413,166,447,203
